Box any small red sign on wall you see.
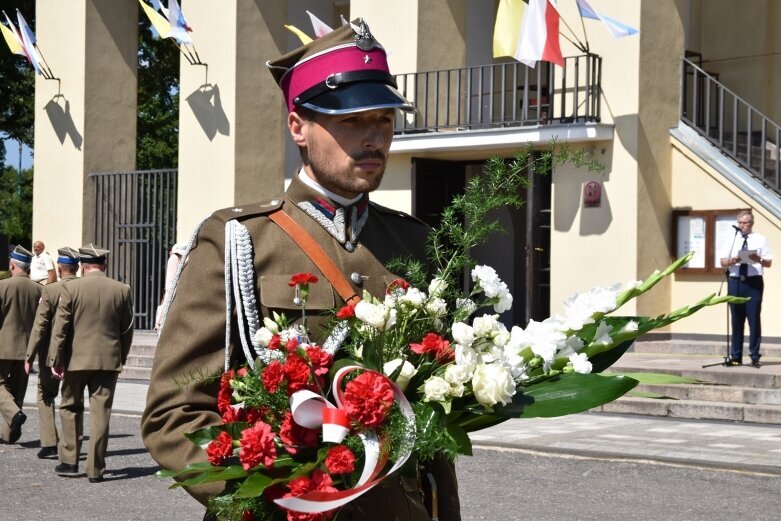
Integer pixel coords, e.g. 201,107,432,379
583,181,601,207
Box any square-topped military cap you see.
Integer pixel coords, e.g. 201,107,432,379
57,247,80,265
79,243,110,264
267,18,415,115
10,245,33,263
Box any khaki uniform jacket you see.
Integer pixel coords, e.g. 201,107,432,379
48,271,134,371
0,275,42,360
142,176,460,520
26,275,77,367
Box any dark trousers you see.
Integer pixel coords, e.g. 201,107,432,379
728,276,764,361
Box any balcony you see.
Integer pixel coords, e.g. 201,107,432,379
393,54,602,135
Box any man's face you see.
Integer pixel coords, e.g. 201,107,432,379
290,108,395,199
33,242,44,255
737,214,754,235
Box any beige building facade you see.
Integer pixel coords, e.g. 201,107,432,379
32,0,781,336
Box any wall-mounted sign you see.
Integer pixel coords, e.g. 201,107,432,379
583,181,601,207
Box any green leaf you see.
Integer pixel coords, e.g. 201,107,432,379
446,423,473,456
177,465,249,488
610,372,699,384
515,373,638,418
155,461,217,479
588,339,636,373
234,471,275,498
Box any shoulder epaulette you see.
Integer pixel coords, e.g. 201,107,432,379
369,201,430,228
211,198,285,223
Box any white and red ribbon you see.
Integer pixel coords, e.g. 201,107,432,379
276,365,415,514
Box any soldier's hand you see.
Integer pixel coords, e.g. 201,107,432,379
24,361,31,375
51,366,64,380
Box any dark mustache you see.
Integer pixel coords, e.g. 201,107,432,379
351,151,386,162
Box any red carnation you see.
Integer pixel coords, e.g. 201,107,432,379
282,470,338,521
306,346,333,377
284,354,312,394
237,367,249,377
242,510,255,521
268,334,282,350
335,302,356,320
410,332,454,362
217,370,235,414
206,431,234,466
386,278,410,294
342,371,395,429
279,411,319,455
239,421,277,470
285,337,301,353
221,405,246,424
324,445,356,475
289,273,319,286
245,407,267,425
262,360,285,394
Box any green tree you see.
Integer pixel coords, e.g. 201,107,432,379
0,165,33,244
137,10,180,170
0,0,36,147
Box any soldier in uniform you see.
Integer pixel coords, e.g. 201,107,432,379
142,19,460,521
25,246,80,458
0,245,42,444
48,244,134,482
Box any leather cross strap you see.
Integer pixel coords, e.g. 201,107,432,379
269,210,361,304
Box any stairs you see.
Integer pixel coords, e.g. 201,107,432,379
121,330,158,380
598,338,781,424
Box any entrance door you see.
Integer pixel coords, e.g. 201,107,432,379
412,157,551,327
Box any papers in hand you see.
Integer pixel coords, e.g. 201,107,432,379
738,250,757,263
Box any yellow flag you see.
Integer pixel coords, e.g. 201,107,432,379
285,24,312,45
139,0,172,39
1,22,24,55
493,0,525,58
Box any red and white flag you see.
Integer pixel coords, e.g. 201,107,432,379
516,0,563,68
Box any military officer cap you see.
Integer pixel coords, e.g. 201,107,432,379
267,18,415,115
10,245,33,263
57,246,80,265
78,243,110,264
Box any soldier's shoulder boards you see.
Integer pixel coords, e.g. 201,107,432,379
211,198,285,223
369,201,429,227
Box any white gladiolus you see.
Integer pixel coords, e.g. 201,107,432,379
383,359,418,391
509,320,566,364
263,317,279,333
428,277,448,298
455,344,479,371
568,353,592,374
472,314,501,338
591,320,613,346
494,289,513,313
619,320,639,333
423,376,451,402
472,363,516,411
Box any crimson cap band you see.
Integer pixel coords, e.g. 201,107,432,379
267,18,415,115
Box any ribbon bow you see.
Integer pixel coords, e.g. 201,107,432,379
275,365,415,514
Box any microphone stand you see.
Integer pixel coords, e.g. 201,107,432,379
703,226,741,368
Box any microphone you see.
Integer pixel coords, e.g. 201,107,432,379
732,225,741,232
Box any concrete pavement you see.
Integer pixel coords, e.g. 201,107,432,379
23,373,781,477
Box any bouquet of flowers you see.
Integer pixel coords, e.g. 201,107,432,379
159,148,746,520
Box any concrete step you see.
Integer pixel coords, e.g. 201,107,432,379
596,396,781,425
633,340,781,358
125,353,154,369
120,366,153,380
635,383,781,405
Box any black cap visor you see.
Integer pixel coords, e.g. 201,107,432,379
298,82,416,115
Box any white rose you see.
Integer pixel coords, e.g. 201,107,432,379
455,344,478,371
472,314,500,338
385,308,397,330
355,301,389,330
423,376,451,402
254,327,274,347
451,322,475,347
472,363,516,411
444,364,471,385
383,359,418,391
569,353,592,374
400,287,427,308
425,297,447,318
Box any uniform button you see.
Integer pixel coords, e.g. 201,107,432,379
344,241,355,252
350,272,363,285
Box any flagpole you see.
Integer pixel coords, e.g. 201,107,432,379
558,10,588,52
34,44,55,79
577,5,591,53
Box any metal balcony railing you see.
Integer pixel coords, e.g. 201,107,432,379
393,54,602,134
681,57,781,194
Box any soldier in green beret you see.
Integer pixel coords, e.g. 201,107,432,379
142,18,460,521
0,245,42,444
25,246,81,458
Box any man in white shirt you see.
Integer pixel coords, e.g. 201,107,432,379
30,241,56,285
720,210,773,367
